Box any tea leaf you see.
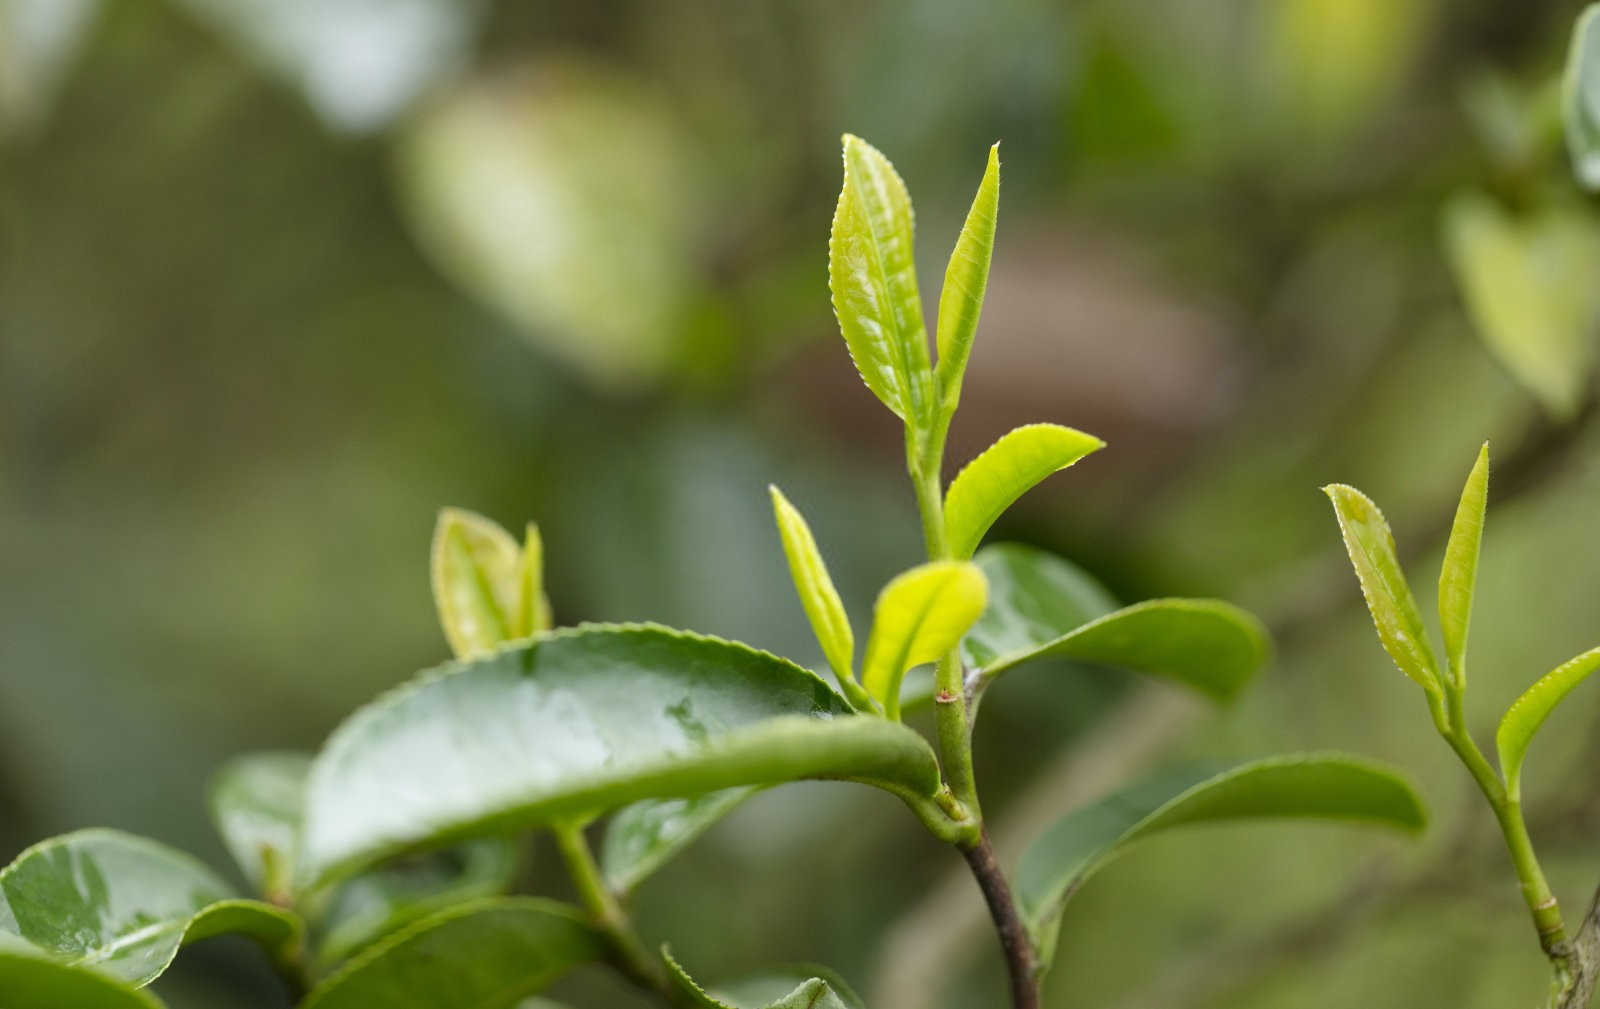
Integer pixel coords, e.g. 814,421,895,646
301,898,604,1009
0,935,168,1009
1438,444,1489,689
829,134,935,426
1324,484,1443,696
1496,645,1600,800
210,751,311,902
1018,755,1426,969
0,830,301,986
860,562,988,718
520,522,554,635
664,948,862,1009
944,425,1104,560
431,508,525,658
299,624,941,888
934,143,1001,410
1566,4,1600,189
770,486,855,683
959,544,1119,671
601,788,756,895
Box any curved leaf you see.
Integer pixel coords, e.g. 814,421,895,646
0,935,168,1009
960,543,1119,671
770,486,855,683
431,507,525,658
0,829,301,986
1017,755,1426,967
1438,443,1489,688
1567,3,1600,189
210,751,311,902
1324,484,1443,696
829,134,934,425
1496,645,1600,800
519,521,554,636
934,142,1000,409
665,948,861,1009
301,898,603,1009
861,562,988,718
602,788,756,895
944,424,1104,560
300,624,942,888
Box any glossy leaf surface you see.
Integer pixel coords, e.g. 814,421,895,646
1438,444,1489,688
1567,4,1600,189
665,948,861,1009
944,424,1104,560
770,486,854,682
1017,755,1426,967
1497,645,1600,800
432,507,525,658
209,751,310,901
828,134,934,424
960,544,1118,671
860,562,988,717
934,143,1000,408
301,898,603,1009
0,830,300,986
0,934,168,1009
300,624,941,887
601,788,755,895
1324,484,1442,696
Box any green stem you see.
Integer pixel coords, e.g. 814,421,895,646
551,822,679,1004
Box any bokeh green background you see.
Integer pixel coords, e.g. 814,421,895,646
3,1,1599,1006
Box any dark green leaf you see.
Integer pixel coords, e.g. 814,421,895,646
828,134,935,425
1438,443,1489,688
0,934,168,1009
0,829,301,986
1497,645,1600,800
664,948,861,1009
1017,755,1426,968
960,544,1119,671
300,624,942,888
300,898,603,1009
934,143,1000,410
943,425,1104,560
601,789,756,895
209,751,310,902
1567,4,1600,189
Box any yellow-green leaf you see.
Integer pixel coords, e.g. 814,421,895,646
861,562,988,718
828,134,935,425
1438,443,1489,689
769,486,854,683
1566,4,1600,189
520,522,553,635
431,508,523,658
1496,645,1600,800
934,143,1000,410
944,424,1104,560
1323,484,1443,697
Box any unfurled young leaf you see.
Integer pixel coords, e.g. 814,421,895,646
1566,4,1600,189
1017,755,1426,970
663,948,863,1009
300,899,604,1009
944,424,1104,560
0,830,302,987
298,625,941,888
1438,444,1489,689
431,508,525,657
860,562,988,718
1496,645,1600,800
1324,484,1444,698
934,143,1001,410
829,134,936,427
0,935,168,1009
520,522,554,635
769,486,855,683
601,788,756,896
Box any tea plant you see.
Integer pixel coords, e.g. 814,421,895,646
0,138,1430,1009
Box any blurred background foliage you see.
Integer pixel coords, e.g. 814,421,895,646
2,1,1599,1007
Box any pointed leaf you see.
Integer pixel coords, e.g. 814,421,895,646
1324,484,1443,696
1018,755,1426,968
1438,444,1489,688
665,948,861,1009
861,562,988,718
960,543,1119,671
300,624,941,888
301,898,604,1009
944,424,1104,560
0,935,168,1009
519,522,553,636
0,830,301,986
934,143,1000,408
432,508,525,658
1566,4,1600,189
770,486,854,682
602,788,756,896
209,751,311,902
1497,645,1600,800
829,134,935,425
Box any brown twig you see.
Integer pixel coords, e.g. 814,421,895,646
960,830,1040,1009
